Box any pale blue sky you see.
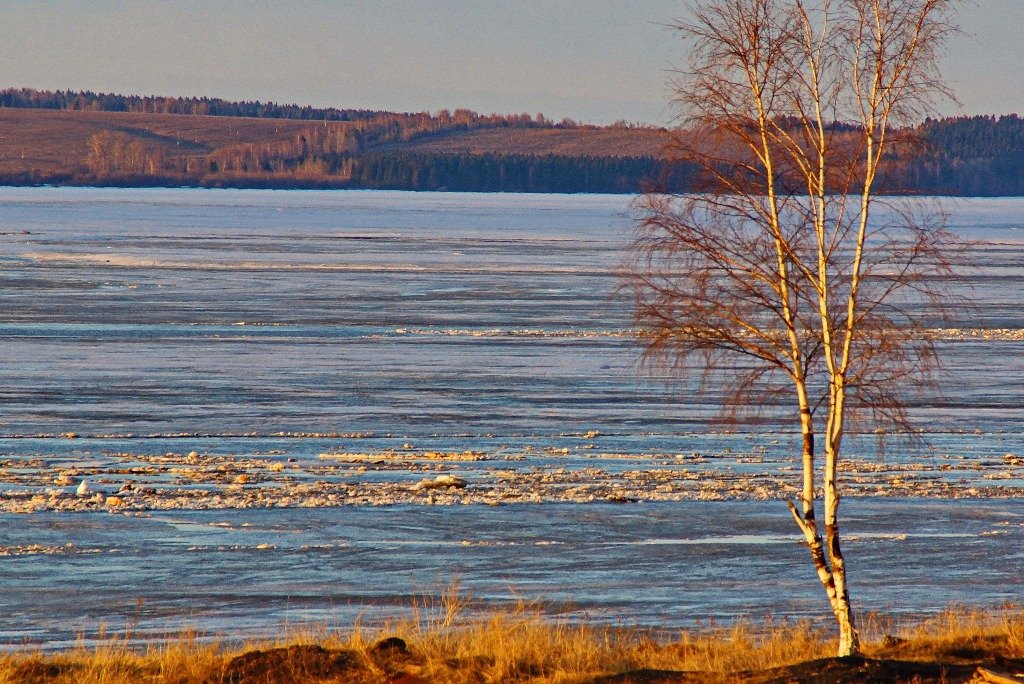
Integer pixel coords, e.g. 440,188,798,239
1,1,1021,124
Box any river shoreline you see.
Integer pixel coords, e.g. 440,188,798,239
2,604,1022,683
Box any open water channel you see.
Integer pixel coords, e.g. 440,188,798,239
0,188,1021,647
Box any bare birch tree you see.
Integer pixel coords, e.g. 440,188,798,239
628,0,959,657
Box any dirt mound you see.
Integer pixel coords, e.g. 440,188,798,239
221,644,358,683
581,657,1024,684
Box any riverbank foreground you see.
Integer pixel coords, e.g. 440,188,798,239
2,604,1022,683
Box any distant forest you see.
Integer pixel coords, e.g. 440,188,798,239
0,88,1021,195
911,115,1024,196
0,87,590,128
0,87,390,122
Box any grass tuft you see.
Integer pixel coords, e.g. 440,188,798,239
0,602,1022,683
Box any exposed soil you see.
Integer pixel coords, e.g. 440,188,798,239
585,656,1024,684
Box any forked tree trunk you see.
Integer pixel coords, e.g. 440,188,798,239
833,572,859,656
791,499,860,656
789,410,860,657
826,462,859,657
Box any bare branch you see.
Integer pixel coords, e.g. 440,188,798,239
627,0,963,658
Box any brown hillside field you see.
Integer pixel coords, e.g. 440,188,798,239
395,126,673,158
0,108,345,174
0,107,672,180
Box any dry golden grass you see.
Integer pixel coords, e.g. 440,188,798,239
1,594,1022,684
0,634,224,684
868,605,1024,664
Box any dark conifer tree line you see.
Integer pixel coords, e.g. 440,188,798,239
0,88,582,129
909,115,1024,196
0,87,404,122
346,153,691,193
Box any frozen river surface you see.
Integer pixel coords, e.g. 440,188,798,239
0,188,1022,646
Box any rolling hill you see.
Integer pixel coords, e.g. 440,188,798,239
0,88,1021,195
